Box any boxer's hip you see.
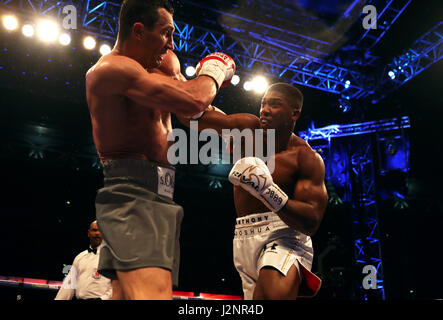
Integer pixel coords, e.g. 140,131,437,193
233,212,314,279
101,158,176,200
233,212,312,247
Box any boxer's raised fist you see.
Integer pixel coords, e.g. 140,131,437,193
196,52,236,90
228,157,288,212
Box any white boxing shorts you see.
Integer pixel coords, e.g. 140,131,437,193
233,212,321,300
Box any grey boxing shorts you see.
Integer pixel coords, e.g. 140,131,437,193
95,158,183,287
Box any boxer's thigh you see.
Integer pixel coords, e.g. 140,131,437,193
253,263,300,300
117,267,172,300
111,279,125,300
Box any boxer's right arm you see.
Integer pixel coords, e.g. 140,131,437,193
87,55,218,117
177,109,260,135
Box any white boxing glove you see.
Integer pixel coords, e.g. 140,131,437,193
196,52,236,90
228,157,288,212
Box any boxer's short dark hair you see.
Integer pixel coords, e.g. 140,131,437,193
118,0,174,41
267,83,304,112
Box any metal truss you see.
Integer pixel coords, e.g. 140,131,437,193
81,0,120,40
2,0,441,101
357,0,412,51
349,136,385,300
370,21,443,102
299,116,410,142
173,21,368,98
0,0,369,98
301,116,412,300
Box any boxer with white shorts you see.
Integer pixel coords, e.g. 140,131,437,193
178,83,328,299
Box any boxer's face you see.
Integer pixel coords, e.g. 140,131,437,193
143,8,175,69
259,90,296,131
88,221,102,248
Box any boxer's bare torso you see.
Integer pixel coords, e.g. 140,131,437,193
233,119,314,218
178,107,323,223
86,53,173,165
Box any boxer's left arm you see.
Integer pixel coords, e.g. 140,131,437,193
278,148,328,236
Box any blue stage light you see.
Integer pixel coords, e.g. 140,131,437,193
338,98,351,113
344,80,351,89
339,104,350,113
388,71,395,80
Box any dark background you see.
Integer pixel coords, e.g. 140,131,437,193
0,0,442,299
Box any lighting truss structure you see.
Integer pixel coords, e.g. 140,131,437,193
0,0,369,98
356,0,412,51
81,0,120,40
370,21,443,102
2,0,440,101
300,116,411,300
299,116,410,142
349,136,385,300
173,21,368,98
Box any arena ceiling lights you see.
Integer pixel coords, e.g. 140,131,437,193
243,76,269,94
2,14,18,31
1,12,111,56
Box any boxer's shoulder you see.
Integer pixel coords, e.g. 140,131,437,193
292,144,325,178
86,54,146,96
277,141,320,173
87,54,144,81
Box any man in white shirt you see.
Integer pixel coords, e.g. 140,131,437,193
55,221,112,300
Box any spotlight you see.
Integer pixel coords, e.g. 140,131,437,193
251,76,268,93
99,44,111,55
83,36,96,50
231,75,240,86
2,15,18,31
185,66,196,77
59,33,71,46
388,70,395,80
338,98,351,113
37,20,59,43
243,81,253,91
344,80,351,89
22,24,34,37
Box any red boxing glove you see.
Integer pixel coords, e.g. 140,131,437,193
196,52,236,90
